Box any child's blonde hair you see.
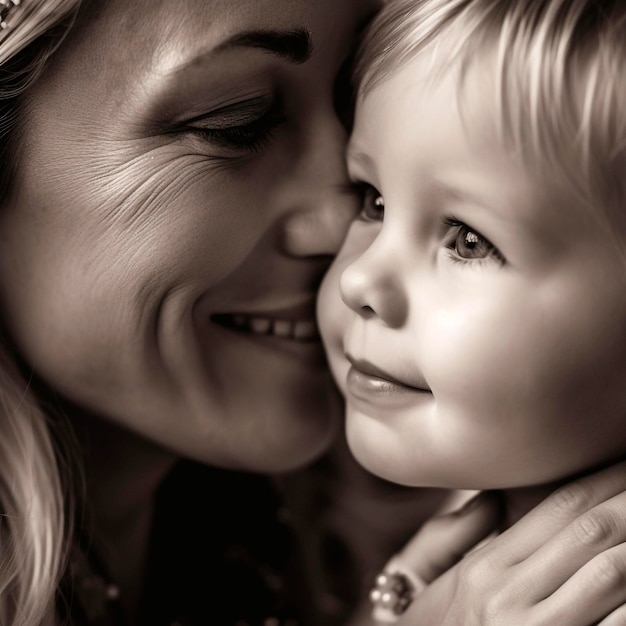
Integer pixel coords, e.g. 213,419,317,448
0,1,82,623
355,0,626,233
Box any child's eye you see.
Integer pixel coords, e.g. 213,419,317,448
444,218,505,265
354,183,384,221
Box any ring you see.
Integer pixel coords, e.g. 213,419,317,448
369,556,428,623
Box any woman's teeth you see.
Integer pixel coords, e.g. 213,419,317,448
218,314,319,341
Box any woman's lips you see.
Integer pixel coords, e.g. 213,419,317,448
213,312,318,341
206,300,326,367
211,300,320,342
346,356,431,408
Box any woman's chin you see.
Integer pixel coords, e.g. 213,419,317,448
200,407,341,474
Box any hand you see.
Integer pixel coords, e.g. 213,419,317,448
382,462,626,625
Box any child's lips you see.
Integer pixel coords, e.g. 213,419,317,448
345,354,431,406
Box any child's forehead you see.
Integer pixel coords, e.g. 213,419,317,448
357,32,499,139
359,37,621,233
352,48,623,249
356,44,503,160
355,0,626,219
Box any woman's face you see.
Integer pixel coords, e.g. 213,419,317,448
0,0,375,471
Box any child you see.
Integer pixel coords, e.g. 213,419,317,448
318,0,626,622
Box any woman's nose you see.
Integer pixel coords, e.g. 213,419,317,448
280,117,358,258
339,237,408,328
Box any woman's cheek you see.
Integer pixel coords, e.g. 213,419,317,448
318,261,348,380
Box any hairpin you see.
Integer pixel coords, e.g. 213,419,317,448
0,0,21,30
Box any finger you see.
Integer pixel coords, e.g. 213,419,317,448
534,542,626,626
492,460,626,562
369,493,501,625
518,491,626,601
598,602,626,625
396,490,502,584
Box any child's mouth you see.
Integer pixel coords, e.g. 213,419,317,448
345,354,431,408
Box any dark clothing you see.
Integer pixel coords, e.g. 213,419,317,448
59,462,323,626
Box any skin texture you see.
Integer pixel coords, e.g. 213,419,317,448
0,0,378,474
318,49,626,490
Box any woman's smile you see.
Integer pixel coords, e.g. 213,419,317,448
211,299,320,342
215,315,318,341
209,298,326,364
0,0,376,473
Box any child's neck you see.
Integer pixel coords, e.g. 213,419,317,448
499,481,569,528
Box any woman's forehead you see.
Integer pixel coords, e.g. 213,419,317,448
73,0,351,52
48,0,363,93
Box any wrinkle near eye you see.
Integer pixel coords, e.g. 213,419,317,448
83,147,225,236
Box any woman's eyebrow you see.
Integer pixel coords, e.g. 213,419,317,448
168,28,313,76
216,27,312,64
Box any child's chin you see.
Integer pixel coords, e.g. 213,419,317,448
345,421,482,489
345,420,428,486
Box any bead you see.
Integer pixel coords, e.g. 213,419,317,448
370,570,417,620
370,588,382,602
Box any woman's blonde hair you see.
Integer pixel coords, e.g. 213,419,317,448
0,1,82,623
355,0,626,230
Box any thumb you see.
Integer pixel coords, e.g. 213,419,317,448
398,490,503,584
370,491,501,623
370,491,503,624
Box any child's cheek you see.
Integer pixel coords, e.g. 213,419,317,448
318,221,380,386
417,278,550,439
420,297,523,411
421,274,626,485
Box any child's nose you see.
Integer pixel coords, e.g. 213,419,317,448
339,243,407,328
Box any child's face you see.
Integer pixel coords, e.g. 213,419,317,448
318,51,626,489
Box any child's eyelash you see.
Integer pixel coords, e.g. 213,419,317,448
345,181,385,221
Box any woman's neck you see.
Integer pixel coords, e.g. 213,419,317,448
69,409,177,621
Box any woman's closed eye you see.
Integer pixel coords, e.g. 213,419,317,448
182,95,286,155
444,217,505,266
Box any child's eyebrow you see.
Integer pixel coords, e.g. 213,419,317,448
433,177,544,231
430,178,516,219
433,180,489,208
346,146,375,174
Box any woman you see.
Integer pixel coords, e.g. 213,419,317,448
0,1,377,623
0,1,625,625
